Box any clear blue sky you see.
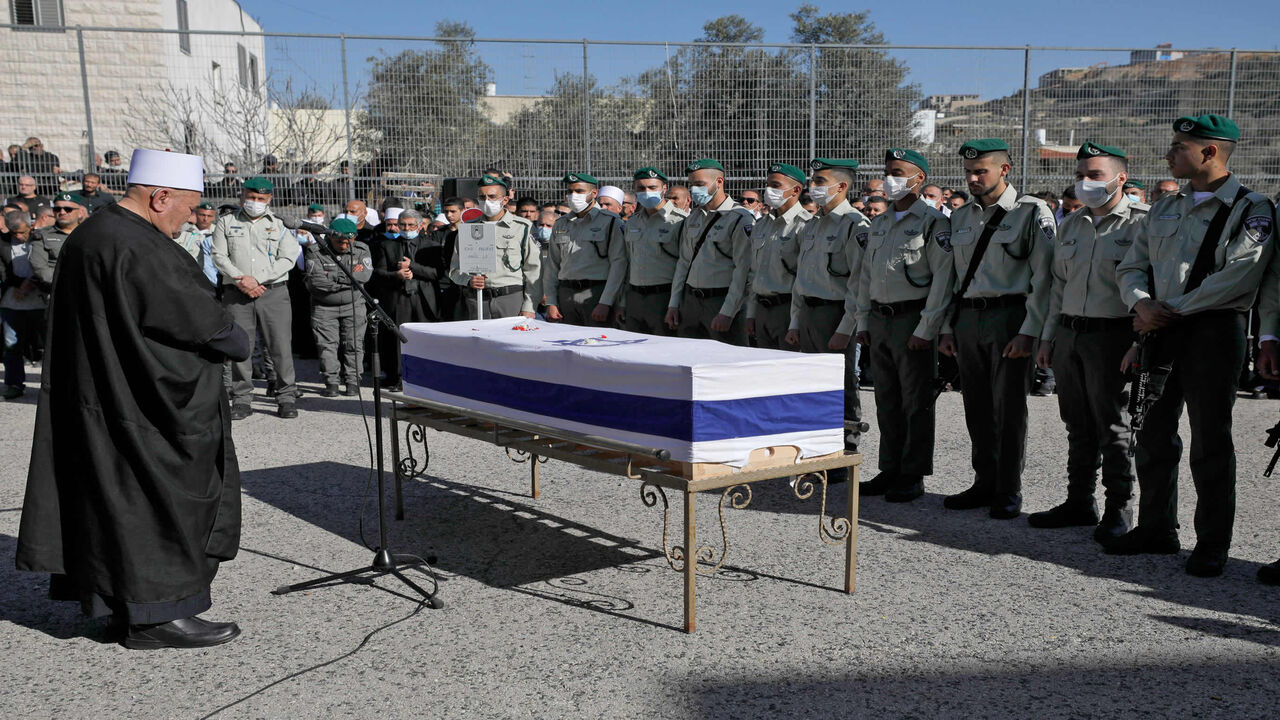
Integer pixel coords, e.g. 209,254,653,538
238,0,1280,101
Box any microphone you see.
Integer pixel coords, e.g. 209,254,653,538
279,215,331,236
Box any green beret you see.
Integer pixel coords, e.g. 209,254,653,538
1077,141,1126,160
197,202,215,210
685,158,725,173
767,163,806,184
1123,180,1144,190
633,166,668,182
810,158,859,172
561,172,598,186
329,217,358,235
53,192,83,205
243,176,274,193
307,202,324,212
958,138,1010,160
884,148,928,174
478,174,510,189
1173,114,1240,142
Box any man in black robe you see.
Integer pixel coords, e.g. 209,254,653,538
15,149,251,650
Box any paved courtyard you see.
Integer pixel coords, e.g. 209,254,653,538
2,359,1279,718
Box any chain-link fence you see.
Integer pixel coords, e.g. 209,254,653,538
3,26,1279,214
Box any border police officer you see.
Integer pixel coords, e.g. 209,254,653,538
747,163,811,350
1111,115,1275,577
622,167,686,335
306,218,372,397
938,139,1054,519
545,172,626,327
855,149,952,502
448,174,540,320
1031,141,1147,542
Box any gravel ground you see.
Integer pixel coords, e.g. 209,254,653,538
2,358,1279,719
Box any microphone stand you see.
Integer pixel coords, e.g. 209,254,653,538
272,226,443,609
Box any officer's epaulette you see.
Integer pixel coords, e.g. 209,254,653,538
508,214,533,227
1015,195,1048,207
1129,201,1152,213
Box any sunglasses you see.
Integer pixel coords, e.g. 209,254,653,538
53,206,77,213
741,198,759,204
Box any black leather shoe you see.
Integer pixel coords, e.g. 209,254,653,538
230,404,251,421
1028,500,1099,529
827,467,849,485
943,485,992,510
988,493,1022,519
1186,546,1227,577
265,379,278,398
124,616,241,650
1093,503,1133,543
1102,526,1180,555
384,383,403,393
342,383,359,396
320,383,340,397
1257,558,1280,585
884,474,924,503
278,402,298,419
859,471,898,496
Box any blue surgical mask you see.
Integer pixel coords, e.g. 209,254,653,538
690,185,714,207
402,230,419,240
384,230,400,239
535,226,552,241
1125,193,1142,203
636,190,664,209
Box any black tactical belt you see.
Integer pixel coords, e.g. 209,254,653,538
803,295,843,307
959,293,1025,310
561,278,604,291
688,285,729,299
483,284,522,299
755,293,792,308
628,283,672,296
872,298,927,316
1058,314,1131,333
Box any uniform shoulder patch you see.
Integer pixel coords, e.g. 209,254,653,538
1244,215,1273,244
1038,216,1056,242
936,231,952,252
855,232,868,248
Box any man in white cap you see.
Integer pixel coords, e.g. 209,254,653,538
597,185,626,216
16,149,250,649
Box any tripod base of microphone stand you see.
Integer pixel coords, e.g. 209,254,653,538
272,548,445,609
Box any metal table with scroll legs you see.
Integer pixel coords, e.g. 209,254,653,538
386,392,860,633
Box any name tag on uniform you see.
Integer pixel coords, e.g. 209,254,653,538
904,229,920,236
955,227,972,235
657,228,670,235
590,226,602,233
1159,214,1180,220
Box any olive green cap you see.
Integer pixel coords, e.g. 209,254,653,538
1077,141,1126,160
53,192,83,205
243,176,274,192
810,158,860,172
478,174,510,189
196,202,215,210
1123,180,1144,190
767,163,806,184
685,158,724,173
1173,114,1240,142
329,217,358,235
633,166,668,182
958,138,1010,159
561,172,598,185
307,202,324,212
884,148,928,174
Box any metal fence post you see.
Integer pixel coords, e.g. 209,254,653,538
341,33,354,202
808,44,817,161
582,39,591,173
1227,48,1238,116
1020,45,1031,185
76,26,96,171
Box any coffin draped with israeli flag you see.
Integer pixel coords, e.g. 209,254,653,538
400,319,845,467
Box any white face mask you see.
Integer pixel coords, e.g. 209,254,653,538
808,184,834,206
1074,175,1120,209
567,192,592,214
921,198,939,210
882,174,916,202
308,214,325,224
763,187,787,209
242,199,268,217
481,198,504,217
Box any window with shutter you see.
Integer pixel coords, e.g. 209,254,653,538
177,0,190,54
11,0,64,30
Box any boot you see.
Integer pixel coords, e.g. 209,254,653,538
943,483,992,510
859,471,898,496
1093,500,1133,543
884,474,924,503
1028,498,1099,529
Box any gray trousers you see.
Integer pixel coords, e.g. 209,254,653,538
867,309,935,475
556,282,608,326
798,302,861,449
678,291,747,346
624,287,674,336
753,299,792,350
1135,312,1245,551
223,283,295,403
313,302,367,386
954,304,1032,496
1051,323,1134,505
462,286,524,320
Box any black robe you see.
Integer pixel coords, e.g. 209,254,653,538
16,203,248,618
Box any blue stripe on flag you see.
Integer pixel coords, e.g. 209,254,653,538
402,355,841,442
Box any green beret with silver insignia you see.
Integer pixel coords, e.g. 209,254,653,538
633,166,667,182
561,172,598,186
307,202,324,212
329,217,358,235
810,158,859,172
479,174,510,189
1077,141,1126,160
243,176,274,193
197,202,215,211
53,192,84,205
1173,113,1240,142
767,163,806,184
958,138,1009,159
884,148,928,174
685,158,725,173
1123,180,1144,190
